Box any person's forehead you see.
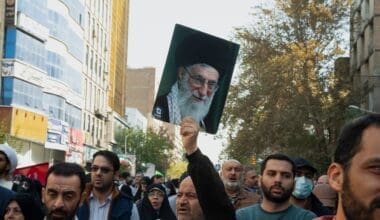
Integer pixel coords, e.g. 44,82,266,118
191,64,219,80
46,174,81,192
223,160,241,169
296,167,314,174
0,152,7,159
246,170,257,176
265,159,293,173
352,126,380,165
179,177,196,192
8,201,20,208
92,155,112,167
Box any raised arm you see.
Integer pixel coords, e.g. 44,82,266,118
180,117,235,220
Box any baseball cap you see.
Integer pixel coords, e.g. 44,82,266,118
293,157,317,174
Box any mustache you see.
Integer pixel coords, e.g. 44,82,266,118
369,197,380,210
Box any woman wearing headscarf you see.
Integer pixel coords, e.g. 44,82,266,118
2,193,44,220
137,184,176,220
134,176,152,203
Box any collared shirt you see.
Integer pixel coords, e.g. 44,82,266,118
89,192,112,220
87,192,140,220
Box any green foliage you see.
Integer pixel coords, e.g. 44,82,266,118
113,127,176,175
0,120,22,152
222,0,352,173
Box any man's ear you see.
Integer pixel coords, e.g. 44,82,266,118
327,162,344,192
41,187,45,203
258,175,262,187
114,171,120,180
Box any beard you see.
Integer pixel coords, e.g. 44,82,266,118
46,201,80,220
261,178,293,203
221,177,242,192
342,171,380,220
178,75,214,123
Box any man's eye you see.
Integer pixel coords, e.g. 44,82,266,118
369,166,380,173
208,82,217,87
64,194,74,200
48,192,57,198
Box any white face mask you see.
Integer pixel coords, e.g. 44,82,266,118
292,176,314,199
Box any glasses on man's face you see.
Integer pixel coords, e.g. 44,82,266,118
148,191,165,198
90,165,113,174
184,67,219,92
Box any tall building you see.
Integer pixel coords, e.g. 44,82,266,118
125,67,155,119
350,0,380,111
106,0,130,154
109,0,129,116
1,0,85,166
82,0,113,162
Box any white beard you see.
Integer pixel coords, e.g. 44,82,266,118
221,176,242,192
178,75,215,124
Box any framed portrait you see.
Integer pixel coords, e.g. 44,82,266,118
152,24,239,134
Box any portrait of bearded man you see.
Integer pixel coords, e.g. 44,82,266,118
152,24,239,134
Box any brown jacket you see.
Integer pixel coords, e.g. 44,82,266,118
229,189,261,210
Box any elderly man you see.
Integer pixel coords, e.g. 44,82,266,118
0,143,18,189
221,160,260,209
178,117,235,219
153,26,239,134
316,114,380,220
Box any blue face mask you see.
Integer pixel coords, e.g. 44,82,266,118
292,176,314,199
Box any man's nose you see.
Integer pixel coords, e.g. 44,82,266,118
178,196,188,205
53,196,65,209
198,84,208,96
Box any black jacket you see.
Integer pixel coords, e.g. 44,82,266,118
187,149,235,220
309,193,334,216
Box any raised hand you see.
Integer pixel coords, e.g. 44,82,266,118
180,117,200,155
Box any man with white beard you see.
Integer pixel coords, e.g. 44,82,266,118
220,159,260,210
154,62,219,130
153,59,219,129
153,27,239,134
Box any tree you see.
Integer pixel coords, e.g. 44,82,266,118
113,127,176,175
166,161,188,179
222,0,352,173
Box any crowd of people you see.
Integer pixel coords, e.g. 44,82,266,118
0,113,379,219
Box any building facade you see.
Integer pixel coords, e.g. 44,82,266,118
350,0,380,111
82,0,113,162
125,67,155,119
1,0,85,166
1,0,131,167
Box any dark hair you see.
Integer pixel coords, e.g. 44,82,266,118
334,114,380,170
93,150,120,172
244,165,256,173
120,171,131,179
260,153,296,177
45,162,86,193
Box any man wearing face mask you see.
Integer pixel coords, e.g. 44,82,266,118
290,157,334,216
